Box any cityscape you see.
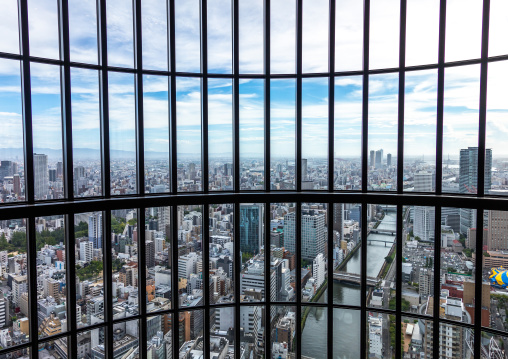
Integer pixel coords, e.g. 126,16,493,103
0,147,506,358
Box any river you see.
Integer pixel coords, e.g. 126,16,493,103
301,211,397,359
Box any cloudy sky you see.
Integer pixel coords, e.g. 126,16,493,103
0,0,507,166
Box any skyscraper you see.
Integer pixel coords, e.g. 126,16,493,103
302,159,308,181
375,149,383,169
459,147,492,233
487,210,508,251
369,150,375,167
386,153,392,167
88,213,103,249
240,204,263,255
413,172,435,242
284,211,325,260
34,154,49,199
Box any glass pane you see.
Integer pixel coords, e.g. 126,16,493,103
439,324,474,357
239,0,263,74
401,316,429,358
143,75,170,194
109,72,137,196
442,65,480,194
239,80,265,190
147,314,172,359
271,306,296,358
0,59,25,203
240,203,265,302
208,0,232,73
112,319,139,359
333,308,360,358
366,312,395,358
302,0,328,73
438,207,476,324
146,206,172,313
40,337,69,358
175,0,201,73
142,0,169,71
111,209,139,317
0,0,20,54
176,77,202,192
28,0,60,59
403,69,438,192
270,79,296,190
302,78,328,190
301,306,327,359
369,0,400,70
71,68,102,198
334,76,362,190
367,205,397,310
239,305,264,359
368,73,398,191
445,0,483,62
335,0,363,72
300,203,328,302
69,0,98,64
79,327,106,359
36,215,68,339
178,310,204,356
271,0,296,74
489,0,508,57
210,307,235,358
0,218,29,347
208,79,233,191
177,205,203,307
480,332,507,358
486,61,508,195
405,0,439,66
75,212,104,328
270,203,296,302
31,63,64,201
107,0,135,68
333,203,362,306
209,204,235,304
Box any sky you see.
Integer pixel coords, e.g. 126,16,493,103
1,0,508,164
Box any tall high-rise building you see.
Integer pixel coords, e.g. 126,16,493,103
88,213,103,249
49,169,57,182
302,159,308,181
56,161,63,178
386,153,392,167
369,150,375,167
13,174,21,196
487,210,508,251
34,154,49,199
413,172,435,242
0,161,14,180
80,241,93,262
459,147,492,233
146,240,155,268
375,149,383,169
240,204,263,255
284,211,325,260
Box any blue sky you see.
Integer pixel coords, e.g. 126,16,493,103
1,0,508,164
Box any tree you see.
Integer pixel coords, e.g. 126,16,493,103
75,221,88,238
385,255,393,264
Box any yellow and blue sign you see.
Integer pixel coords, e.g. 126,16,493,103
490,267,508,287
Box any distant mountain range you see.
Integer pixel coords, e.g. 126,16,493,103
0,148,171,161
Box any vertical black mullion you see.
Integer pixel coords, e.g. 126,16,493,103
295,202,302,358
396,0,406,194
234,203,240,359
26,217,39,356
137,207,148,357
295,0,302,192
202,203,210,359
232,0,240,192
477,0,490,198
18,0,35,204
59,0,74,202
264,0,270,191
326,201,333,359
328,0,335,192
474,207,484,357
171,205,180,359
169,0,177,193
395,204,402,359
361,0,370,193
98,0,111,198
65,213,78,359
435,0,446,196
327,4,335,356
134,0,145,196
360,202,367,359
432,206,442,359
103,210,113,359
201,0,209,194
264,201,271,359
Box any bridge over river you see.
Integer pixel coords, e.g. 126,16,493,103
333,271,380,286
